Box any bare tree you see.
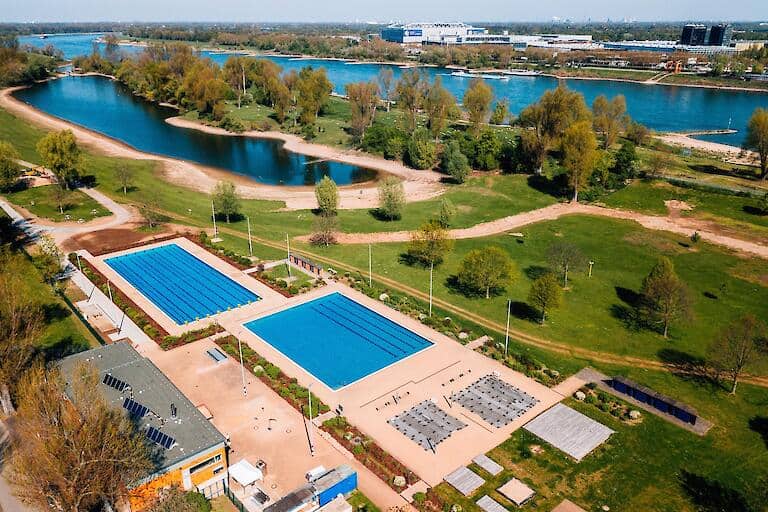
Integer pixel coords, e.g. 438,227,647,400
309,213,338,247
546,241,587,288
9,363,153,511
708,315,767,394
115,164,133,195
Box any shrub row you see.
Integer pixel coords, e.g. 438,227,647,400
161,323,225,350
321,416,419,492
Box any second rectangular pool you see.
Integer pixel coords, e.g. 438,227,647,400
244,293,433,390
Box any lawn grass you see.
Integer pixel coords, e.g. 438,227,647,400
602,180,768,238
262,262,316,289
434,373,768,511
5,184,111,222
302,214,768,372
346,491,381,512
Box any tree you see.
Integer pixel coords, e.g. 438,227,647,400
518,85,591,173
296,67,332,125
463,78,493,133
625,121,650,146
528,273,562,324
405,128,438,170
473,129,502,171
394,69,426,132
141,190,162,229
561,121,599,202
489,100,509,125
309,213,338,247
0,140,21,191
36,130,81,189
592,94,627,149
115,163,133,195
36,233,63,288
423,76,457,140
377,68,394,112
346,81,379,141
455,246,516,299
438,197,457,227
647,151,673,178
744,107,768,180
640,257,692,338
0,252,42,415
406,220,454,268
212,180,240,223
440,140,470,183
377,177,405,221
708,315,767,394
315,175,339,215
9,364,153,511
51,182,67,215
612,140,637,181
546,241,587,288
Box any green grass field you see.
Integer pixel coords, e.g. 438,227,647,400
5,184,111,222
602,180,768,239
302,214,768,371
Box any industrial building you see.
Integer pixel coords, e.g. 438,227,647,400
59,342,229,510
680,23,733,46
380,22,487,45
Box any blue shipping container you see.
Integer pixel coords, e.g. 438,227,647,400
317,471,357,506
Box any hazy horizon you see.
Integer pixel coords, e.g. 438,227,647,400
4,0,767,24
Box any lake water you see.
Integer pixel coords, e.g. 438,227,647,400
17,32,768,174
14,76,375,186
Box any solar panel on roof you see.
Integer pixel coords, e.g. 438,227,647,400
123,398,149,418
146,426,176,449
103,373,128,392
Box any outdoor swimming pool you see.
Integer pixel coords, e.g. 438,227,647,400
105,243,260,324
244,293,433,390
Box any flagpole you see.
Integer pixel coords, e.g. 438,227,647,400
286,234,291,278
429,262,434,317
368,243,372,287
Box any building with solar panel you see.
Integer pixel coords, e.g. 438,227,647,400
59,342,228,510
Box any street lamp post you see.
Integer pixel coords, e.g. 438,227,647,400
429,262,434,317
237,330,247,397
308,383,315,456
247,216,253,256
286,234,292,278
368,244,372,287
588,260,595,278
504,299,511,358
211,201,218,237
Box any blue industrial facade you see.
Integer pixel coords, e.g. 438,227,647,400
609,376,698,425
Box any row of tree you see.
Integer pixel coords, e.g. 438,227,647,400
0,35,58,87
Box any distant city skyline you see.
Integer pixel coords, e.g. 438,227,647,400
3,0,767,24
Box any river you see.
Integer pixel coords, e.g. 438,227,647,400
16,32,768,183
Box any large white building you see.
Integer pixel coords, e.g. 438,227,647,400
380,22,488,45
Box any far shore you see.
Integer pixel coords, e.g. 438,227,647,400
0,84,444,210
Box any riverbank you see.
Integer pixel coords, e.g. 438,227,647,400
654,131,759,166
1,85,444,210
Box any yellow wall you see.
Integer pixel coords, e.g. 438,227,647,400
129,445,228,510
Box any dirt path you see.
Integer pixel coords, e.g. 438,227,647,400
299,202,768,259
1,85,443,210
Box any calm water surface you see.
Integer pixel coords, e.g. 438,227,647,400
17,33,768,178
14,76,375,186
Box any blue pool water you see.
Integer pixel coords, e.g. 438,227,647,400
105,244,259,324
244,293,433,390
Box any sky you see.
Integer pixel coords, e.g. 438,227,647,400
2,0,767,23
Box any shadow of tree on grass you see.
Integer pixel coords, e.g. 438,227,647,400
678,470,752,512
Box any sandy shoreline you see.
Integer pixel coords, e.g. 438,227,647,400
1,85,443,210
654,132,759,166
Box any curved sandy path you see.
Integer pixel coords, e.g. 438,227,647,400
303,202,768,259
1,85,443,210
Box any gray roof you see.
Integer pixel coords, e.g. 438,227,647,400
523,404,613,462
58,342,226,472
444,466,485,496
472,454,503,476
476,495,507,512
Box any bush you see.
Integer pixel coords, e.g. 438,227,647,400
362,123,407,157
405,128,438,170
440,141,470,183
219,114,246,133
473,129,502,170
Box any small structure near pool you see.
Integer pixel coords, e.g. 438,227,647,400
608,376,699,425
523,404,614,461
497,478,536,507
444,466,485,496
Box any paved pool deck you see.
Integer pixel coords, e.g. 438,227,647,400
88,238,564,488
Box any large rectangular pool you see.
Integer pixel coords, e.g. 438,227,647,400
244,293,433,390
105,243,260,325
